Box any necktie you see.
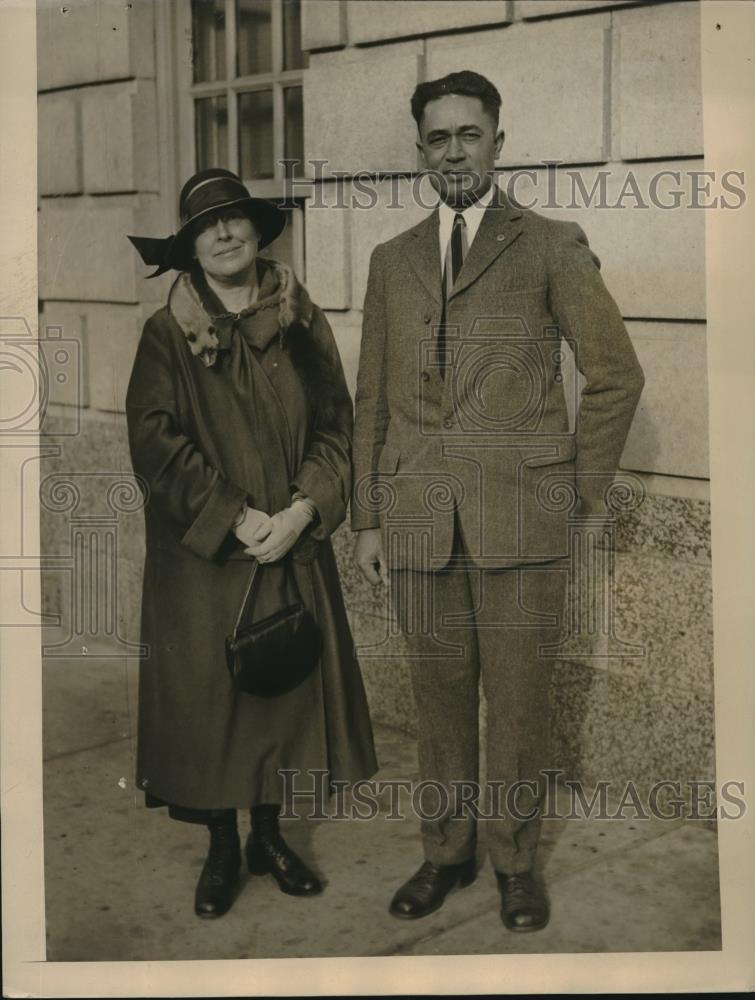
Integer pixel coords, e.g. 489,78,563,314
438,213,468,377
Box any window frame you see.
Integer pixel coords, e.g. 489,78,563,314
176,0,306,195
168,0,307,275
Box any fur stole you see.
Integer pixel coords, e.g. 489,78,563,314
167,260,344,427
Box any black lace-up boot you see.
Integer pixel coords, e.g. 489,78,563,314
496,870,550,932
246,804,322,896
389,858,476,919
194,813,241,918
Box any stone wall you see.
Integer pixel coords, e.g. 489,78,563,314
38,0,713,789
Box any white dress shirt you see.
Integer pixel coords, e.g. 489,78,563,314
438,181,497,264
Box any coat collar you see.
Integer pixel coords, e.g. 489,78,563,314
402,185,524,305
168,258,314,366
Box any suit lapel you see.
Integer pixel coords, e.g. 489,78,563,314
404,211,443,305
449,189,524,302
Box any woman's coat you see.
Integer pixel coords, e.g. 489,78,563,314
126,259,377,811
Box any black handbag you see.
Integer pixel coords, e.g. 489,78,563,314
225,559,322,697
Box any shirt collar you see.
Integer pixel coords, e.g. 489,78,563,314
438,181,497,225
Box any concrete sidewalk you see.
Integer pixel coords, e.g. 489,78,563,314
42,656,721,961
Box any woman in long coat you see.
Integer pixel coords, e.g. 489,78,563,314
126,168,377,918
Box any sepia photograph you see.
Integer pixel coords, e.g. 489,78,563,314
1,0,754,994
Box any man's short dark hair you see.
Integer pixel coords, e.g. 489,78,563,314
410,70,502,130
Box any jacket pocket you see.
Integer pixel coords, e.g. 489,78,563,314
377,443,401,475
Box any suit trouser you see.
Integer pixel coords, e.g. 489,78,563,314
389,520,567,875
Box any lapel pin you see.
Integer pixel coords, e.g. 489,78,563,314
496,233,507,241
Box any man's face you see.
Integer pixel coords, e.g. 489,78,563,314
417,93,504,209
193,206,258,282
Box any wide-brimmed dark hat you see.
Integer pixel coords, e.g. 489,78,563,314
128,168,286,277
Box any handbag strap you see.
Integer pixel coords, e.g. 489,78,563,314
232,560,261,638
231,555,306,638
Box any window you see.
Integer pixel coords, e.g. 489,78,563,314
176,0,308,273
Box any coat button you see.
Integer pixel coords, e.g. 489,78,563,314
423,312,432,324
421,371,430,382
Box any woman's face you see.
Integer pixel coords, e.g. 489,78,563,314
192,206,259,282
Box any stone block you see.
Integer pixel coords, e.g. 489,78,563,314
38,199,149,303
613,494,711,563
555,547,713,696
301,0,346,50
39,303,89,409
608,550,713,695
427,18,609,166
305,193,351,309
304,43,423,175
347,609,417,736
37,0,155,91
348,1,511,44
38,92,81,196
351,177,430,307
551,658,715,788
505,161,707,318
81,80,159,194
517,0,633,17
622,322,709,478
83,304,142,412
618,2,703,160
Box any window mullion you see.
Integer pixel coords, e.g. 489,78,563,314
225,0,239,173
175,1,197,178
272,82,285,183
272,0,284,181
271,0,283,76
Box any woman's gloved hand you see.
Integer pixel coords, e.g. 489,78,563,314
232,505,271,548
244,499,316,563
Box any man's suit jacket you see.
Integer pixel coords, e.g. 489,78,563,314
351,187,645,571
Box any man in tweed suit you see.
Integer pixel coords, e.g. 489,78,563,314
352,71,644,932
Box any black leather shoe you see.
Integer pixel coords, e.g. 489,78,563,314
389,859,476,920
247,806,322,896
496,870,549,932
194,823,241,919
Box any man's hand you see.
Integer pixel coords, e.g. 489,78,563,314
233,505,270,548
355,528,388,587
245,501,314,563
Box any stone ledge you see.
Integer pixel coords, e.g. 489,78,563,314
347,0,511,44
516,0,637,18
